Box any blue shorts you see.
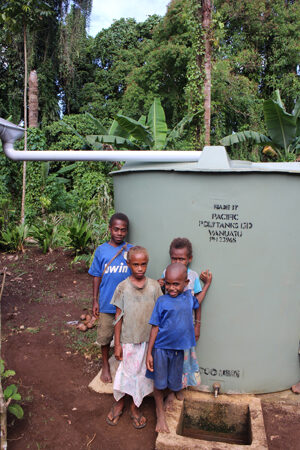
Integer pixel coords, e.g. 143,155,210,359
146,348,184,391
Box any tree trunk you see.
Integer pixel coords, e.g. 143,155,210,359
21,23,28,224
202,0,212,146
28,70,38,128
0,270,7,450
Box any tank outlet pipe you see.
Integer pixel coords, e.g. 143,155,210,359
212,382,221,398
0,118,202,163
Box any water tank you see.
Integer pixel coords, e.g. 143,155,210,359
112,147,300,394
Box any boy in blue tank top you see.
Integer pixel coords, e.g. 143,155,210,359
89,212,132,383
146,263,200,433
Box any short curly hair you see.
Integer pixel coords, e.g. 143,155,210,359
169,237,193,258
127,246,149,262
109,212,129,228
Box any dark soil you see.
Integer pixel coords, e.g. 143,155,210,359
1,248,156,450
1,248,300,449
262,402,300,450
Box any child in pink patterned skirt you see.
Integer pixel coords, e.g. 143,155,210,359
106,246,161,429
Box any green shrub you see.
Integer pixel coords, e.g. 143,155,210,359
68,218,93,255
30,217,61,253
1,359,24,420
0,223,28,252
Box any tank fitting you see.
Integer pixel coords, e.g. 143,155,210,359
213,382,221,398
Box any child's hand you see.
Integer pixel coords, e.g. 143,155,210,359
194,323,200,341
157,278,165,288
92,301,99,317
114,343,123,361
146,353,154,372
200,270,212,286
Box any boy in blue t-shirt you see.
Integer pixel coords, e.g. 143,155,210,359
89,212,132,383
146,263,200,434
158,237,212,398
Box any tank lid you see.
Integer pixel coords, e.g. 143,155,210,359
112,146,300,175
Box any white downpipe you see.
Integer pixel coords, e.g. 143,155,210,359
0,118,202,162
3,142,202,162
1,119,300,171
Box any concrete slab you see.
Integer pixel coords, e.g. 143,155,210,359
88,355,120,394
156,391,268,449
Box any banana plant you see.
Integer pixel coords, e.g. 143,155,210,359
220,90,300,160
85,98,197,150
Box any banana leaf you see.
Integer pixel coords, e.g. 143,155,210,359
86,134,140,150
108,116,130,139
115,114,153,147
147,98,168,150
85,135,103,149
220,131,271,146
138,115,147,126
84,112,107,135
166,113,199,147
264,99,296,151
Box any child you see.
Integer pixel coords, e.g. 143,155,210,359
146,263,200,433
159,237,212,395
89,212,132,383
106,246,162,428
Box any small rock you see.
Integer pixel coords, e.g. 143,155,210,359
270,435,279,441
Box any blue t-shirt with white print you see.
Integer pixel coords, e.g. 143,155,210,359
88,242,132,313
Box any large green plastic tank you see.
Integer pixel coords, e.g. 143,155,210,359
112,147,300,394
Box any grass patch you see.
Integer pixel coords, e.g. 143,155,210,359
65,326,99,357
75,297,91,309
30,297,43,303
25,327,41,334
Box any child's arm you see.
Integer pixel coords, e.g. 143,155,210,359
92,276,101,317
114,307,123,361
146,325,159,372
196,270,212,305
194,305,201,341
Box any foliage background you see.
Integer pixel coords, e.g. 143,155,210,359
0,0,299,248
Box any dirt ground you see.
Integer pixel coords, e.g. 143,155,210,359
1,247,300,449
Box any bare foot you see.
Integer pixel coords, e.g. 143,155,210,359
164,392,175,411
291,382,300,394
156,412,170,433
175,389,185,401
100,364,112,383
